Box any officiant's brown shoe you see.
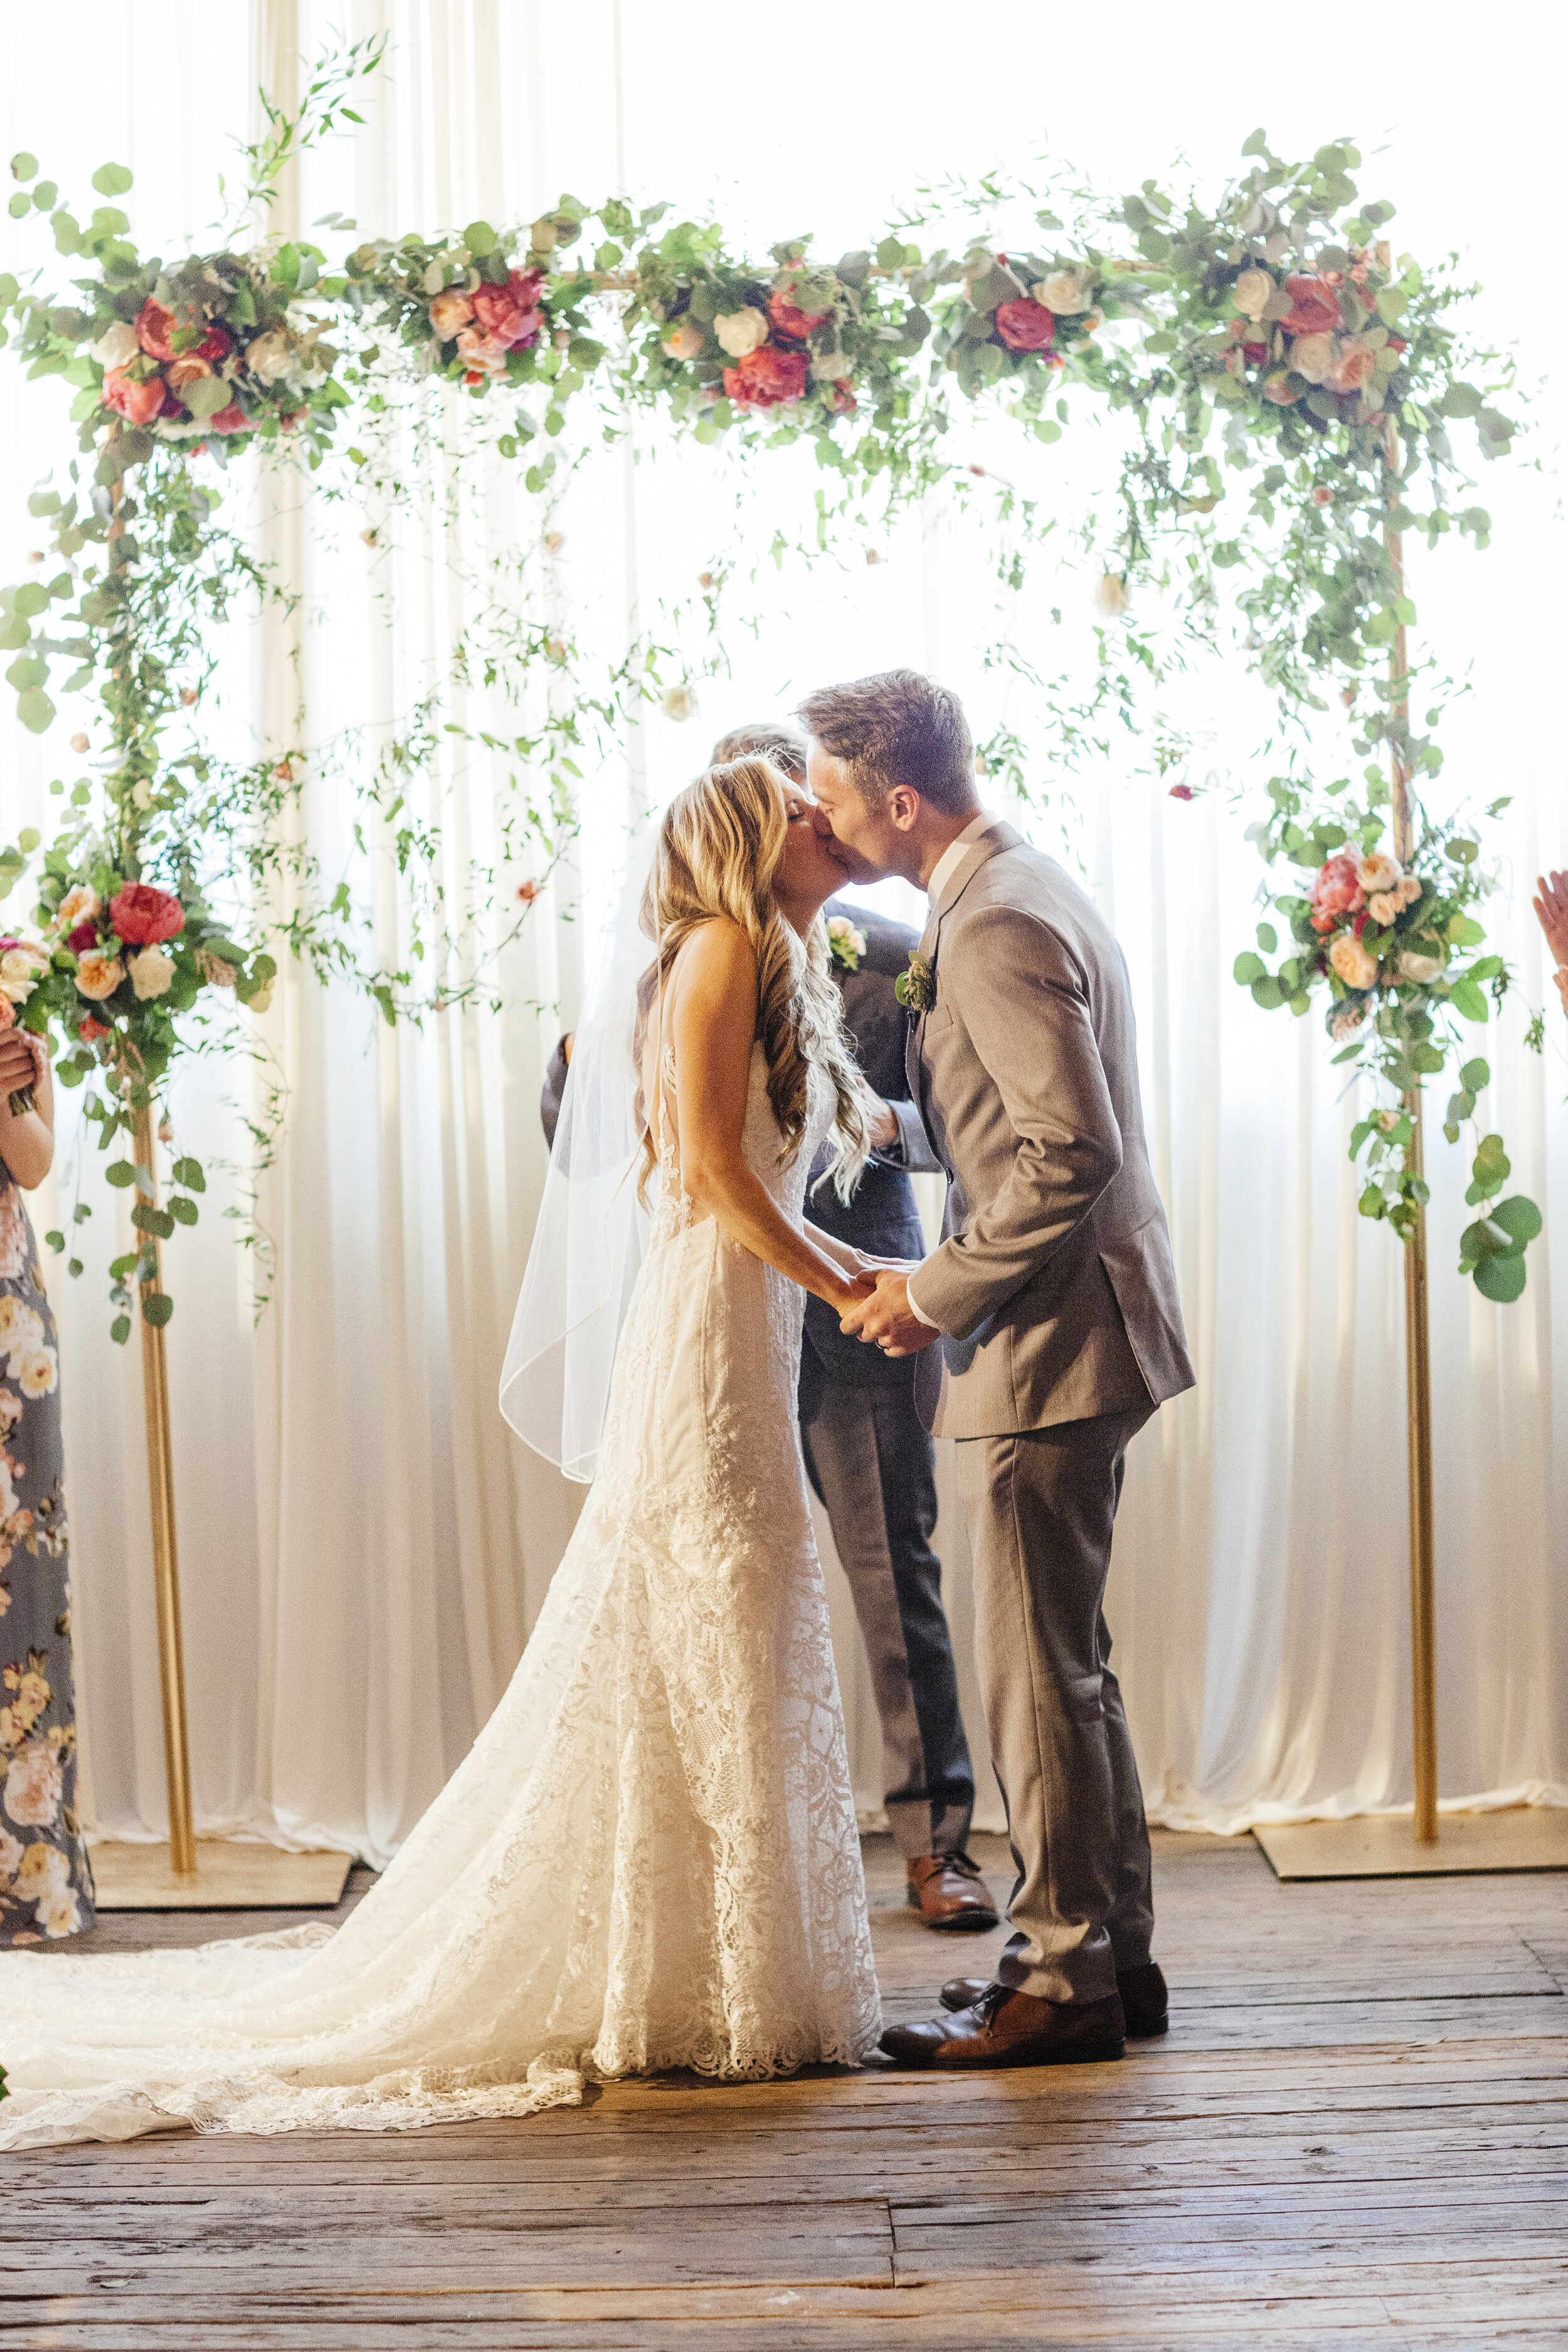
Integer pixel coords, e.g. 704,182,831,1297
906,1851,999,1932
880,1981,1125,2069
939,1960,1169,2038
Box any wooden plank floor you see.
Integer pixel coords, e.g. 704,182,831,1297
6,1828,1567,2348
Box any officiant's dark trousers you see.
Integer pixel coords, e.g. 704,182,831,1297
800,1370,973,1861
955,1404,1155,2005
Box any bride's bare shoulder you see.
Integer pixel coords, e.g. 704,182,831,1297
670,918,757,994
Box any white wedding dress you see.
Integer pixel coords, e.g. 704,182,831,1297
0,1046,879,2148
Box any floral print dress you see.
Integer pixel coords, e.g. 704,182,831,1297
0,1172,90,1941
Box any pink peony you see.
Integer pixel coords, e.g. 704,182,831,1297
768,287,830,341
206,402,252,435
1309,852,1365,935
102,367,167,426
471,268,546,349
993,298,1056,352
109,882,185,946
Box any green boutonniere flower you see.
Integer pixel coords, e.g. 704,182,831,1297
826,914,867,974
895,950,935,1012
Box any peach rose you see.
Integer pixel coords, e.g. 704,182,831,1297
1366,891,1402,926
455,325,509,376
75,950,125,1002
55,883,99,934
661,320,704,361
428,288,475,339
3,1739,62,1826
166,354,214,394
1328,933,1379,991
1356,852,1402,895
1327,337,1377,394
1397,874,1424,908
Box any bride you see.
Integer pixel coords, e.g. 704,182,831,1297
0,757,884,2148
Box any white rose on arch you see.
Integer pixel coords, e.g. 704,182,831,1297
1288,332,1335,384
1037,271,1090,314
92,320,142,369
1397,947,1447,984
714,307,769,358
1232,268,1273,322
1094,573,1129,618
129,945,177,1000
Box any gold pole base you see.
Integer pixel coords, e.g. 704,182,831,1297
1254,1809,1568,1882
89,1839,354,1911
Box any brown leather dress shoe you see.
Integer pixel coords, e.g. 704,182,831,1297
880,1981,1125,2069
906,1851,999,1932
939,1958,1169,2038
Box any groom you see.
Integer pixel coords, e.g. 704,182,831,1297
799,669,1195,2069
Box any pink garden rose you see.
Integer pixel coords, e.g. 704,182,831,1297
102,367,167,426
206,402,252,435
135,298,178,362
1309,852,1365,935
3,1738,63,1827
1327,337,1377,394
993,297,1056,352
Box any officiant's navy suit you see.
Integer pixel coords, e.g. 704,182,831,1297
538,894,973,1862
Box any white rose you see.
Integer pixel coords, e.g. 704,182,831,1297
0,947,42,1005
661,322,704,361
1037,270,1091,314
714,307,769,359
1356,852,1402,894
1093,573,1129,617
243,329,296,386
1397,948,1446,984
810,351,852,381
1232,267,1273,322
1288,332,1335,383
91,320,141,369
661,686,697,723
129,945,176,1000
1328,933,1379,991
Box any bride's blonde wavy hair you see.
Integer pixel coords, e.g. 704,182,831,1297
635,757,869,1204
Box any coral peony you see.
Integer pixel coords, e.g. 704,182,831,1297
722,346,810,409
109,882,185,946
135,299,178,362
1309,852,1365,934
768,287,830,341
993,298,1056,352
206,402,252,435
102,367,167,426
1279,274,1342,337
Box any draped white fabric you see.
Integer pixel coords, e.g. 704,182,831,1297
0,0,1561,1868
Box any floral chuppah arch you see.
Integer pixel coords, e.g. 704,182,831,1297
0,52,1545,1873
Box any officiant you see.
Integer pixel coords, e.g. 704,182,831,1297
539,724,992,1932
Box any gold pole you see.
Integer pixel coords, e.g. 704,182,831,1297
1384,511,1439,1844
131,1101,196,1876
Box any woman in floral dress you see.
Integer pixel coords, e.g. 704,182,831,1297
0,1022,90,1942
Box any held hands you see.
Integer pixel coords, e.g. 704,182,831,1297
839,1264,939,1358
863,1093,899,1152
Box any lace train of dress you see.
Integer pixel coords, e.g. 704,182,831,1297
0,1049,880,2148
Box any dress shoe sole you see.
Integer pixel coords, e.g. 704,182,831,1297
908,1897,1000,1932
879,2035,1125,2070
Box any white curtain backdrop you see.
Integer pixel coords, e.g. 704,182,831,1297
0,0,1562,1867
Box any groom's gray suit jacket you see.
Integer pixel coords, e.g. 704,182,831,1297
906,819,1194,1439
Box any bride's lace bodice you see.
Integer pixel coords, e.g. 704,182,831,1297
0,1038,877,2148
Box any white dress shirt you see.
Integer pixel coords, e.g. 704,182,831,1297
905,811,997,1330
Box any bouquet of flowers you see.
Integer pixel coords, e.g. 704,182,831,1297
1234,801,1542,1298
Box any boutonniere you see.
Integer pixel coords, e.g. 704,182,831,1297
895,950,935,1012
826,914,867,975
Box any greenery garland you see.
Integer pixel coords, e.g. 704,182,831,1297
0,50,1545,1328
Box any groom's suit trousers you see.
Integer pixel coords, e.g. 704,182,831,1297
955,1406,1155,2004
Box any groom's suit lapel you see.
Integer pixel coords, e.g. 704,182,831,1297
904,819,1024,1136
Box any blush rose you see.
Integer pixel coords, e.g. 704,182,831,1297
109,882,186,946
1309,852,1365,935
1279,275,1342,337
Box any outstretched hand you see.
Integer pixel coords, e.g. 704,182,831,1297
840,1266,939,1358
1534,871,1568,969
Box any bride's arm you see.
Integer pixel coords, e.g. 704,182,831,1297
670,920,871,1313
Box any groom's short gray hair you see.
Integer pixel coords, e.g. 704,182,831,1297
797,670,977,815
